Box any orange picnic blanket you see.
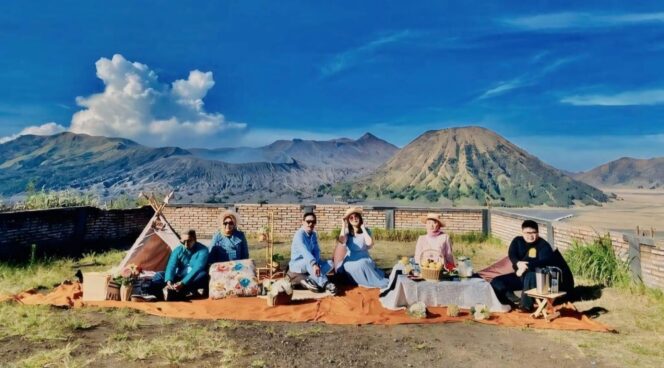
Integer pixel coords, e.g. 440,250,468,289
7,282,614,332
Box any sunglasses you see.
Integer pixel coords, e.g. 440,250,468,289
223,221,235,226
305,220,316,224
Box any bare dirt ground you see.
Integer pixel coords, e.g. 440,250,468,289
0,309,610,368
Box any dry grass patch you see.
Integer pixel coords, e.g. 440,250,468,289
539,280,664,368
0,250,125,294
100,323,237,365
10,342,90,368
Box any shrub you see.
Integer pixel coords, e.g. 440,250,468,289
565,235,631,287
106,194,151,209
17,188,100,210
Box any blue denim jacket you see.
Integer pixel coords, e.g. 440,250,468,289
208,230,249,264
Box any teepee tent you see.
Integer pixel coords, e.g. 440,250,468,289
117,191,181,272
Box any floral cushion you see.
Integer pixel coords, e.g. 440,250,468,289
209,259,259,299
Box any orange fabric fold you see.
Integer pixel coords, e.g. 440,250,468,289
9,282,614,332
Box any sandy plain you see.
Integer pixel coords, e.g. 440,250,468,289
565,188,664,239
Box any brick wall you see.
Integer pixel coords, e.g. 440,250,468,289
163,204,484,238
161,205,231,239
394,208,483,233
0,206,153,261
236,204,304,236
641,241,664,289
552,223,630,262
490,211,548,245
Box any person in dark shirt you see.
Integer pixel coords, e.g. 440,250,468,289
490,220,574,311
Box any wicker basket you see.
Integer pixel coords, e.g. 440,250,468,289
419,249,442,281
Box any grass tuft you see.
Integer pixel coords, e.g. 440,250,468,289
11,342,86,368
565,235,631,287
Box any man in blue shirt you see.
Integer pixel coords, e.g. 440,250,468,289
146,229,210,301
288,212,337,295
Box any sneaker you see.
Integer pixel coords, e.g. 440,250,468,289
300,278,320,292
324,282,337,296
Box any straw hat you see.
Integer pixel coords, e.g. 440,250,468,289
421,213,444,226
219,209,241,227
343,206,363,220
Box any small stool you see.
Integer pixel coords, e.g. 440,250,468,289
524,289,567,322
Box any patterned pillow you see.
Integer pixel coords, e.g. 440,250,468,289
209,259,259,299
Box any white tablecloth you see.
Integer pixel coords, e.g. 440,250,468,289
379,264,510,312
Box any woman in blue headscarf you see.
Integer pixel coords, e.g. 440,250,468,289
208,210,249,264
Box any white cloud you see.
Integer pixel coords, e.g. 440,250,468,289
478,56,577,100
561,89,664,106
504,12,664,30
69,54,246,146
321,30,414,77
0,122,66,144
478,78,525,100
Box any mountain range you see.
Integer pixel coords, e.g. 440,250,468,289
0,132,397,203
0,127,636,206
573,157,664,189
342,127,608,206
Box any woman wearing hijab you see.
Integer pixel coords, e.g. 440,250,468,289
208,210,249,264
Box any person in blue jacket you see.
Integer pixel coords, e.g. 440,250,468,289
287,212,337,295
208,210,249,264
148,229,209,301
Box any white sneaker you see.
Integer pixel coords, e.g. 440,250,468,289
325,282,337,295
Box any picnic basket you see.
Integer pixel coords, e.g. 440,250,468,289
419,249,442,281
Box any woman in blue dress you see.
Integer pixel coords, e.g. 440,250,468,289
208,210,249,264
335,207,388,288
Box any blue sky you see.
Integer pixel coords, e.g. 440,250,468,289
1,1,664,171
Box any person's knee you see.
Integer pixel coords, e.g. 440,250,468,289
522,271,537,288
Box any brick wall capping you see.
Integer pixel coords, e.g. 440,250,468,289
166,203,488,213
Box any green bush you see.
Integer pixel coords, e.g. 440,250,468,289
18,188,100,210
106,195,151,209
565,235,632,287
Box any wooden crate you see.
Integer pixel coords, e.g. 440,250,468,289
82,272,111,301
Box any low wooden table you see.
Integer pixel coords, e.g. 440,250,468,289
524,289,567,322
